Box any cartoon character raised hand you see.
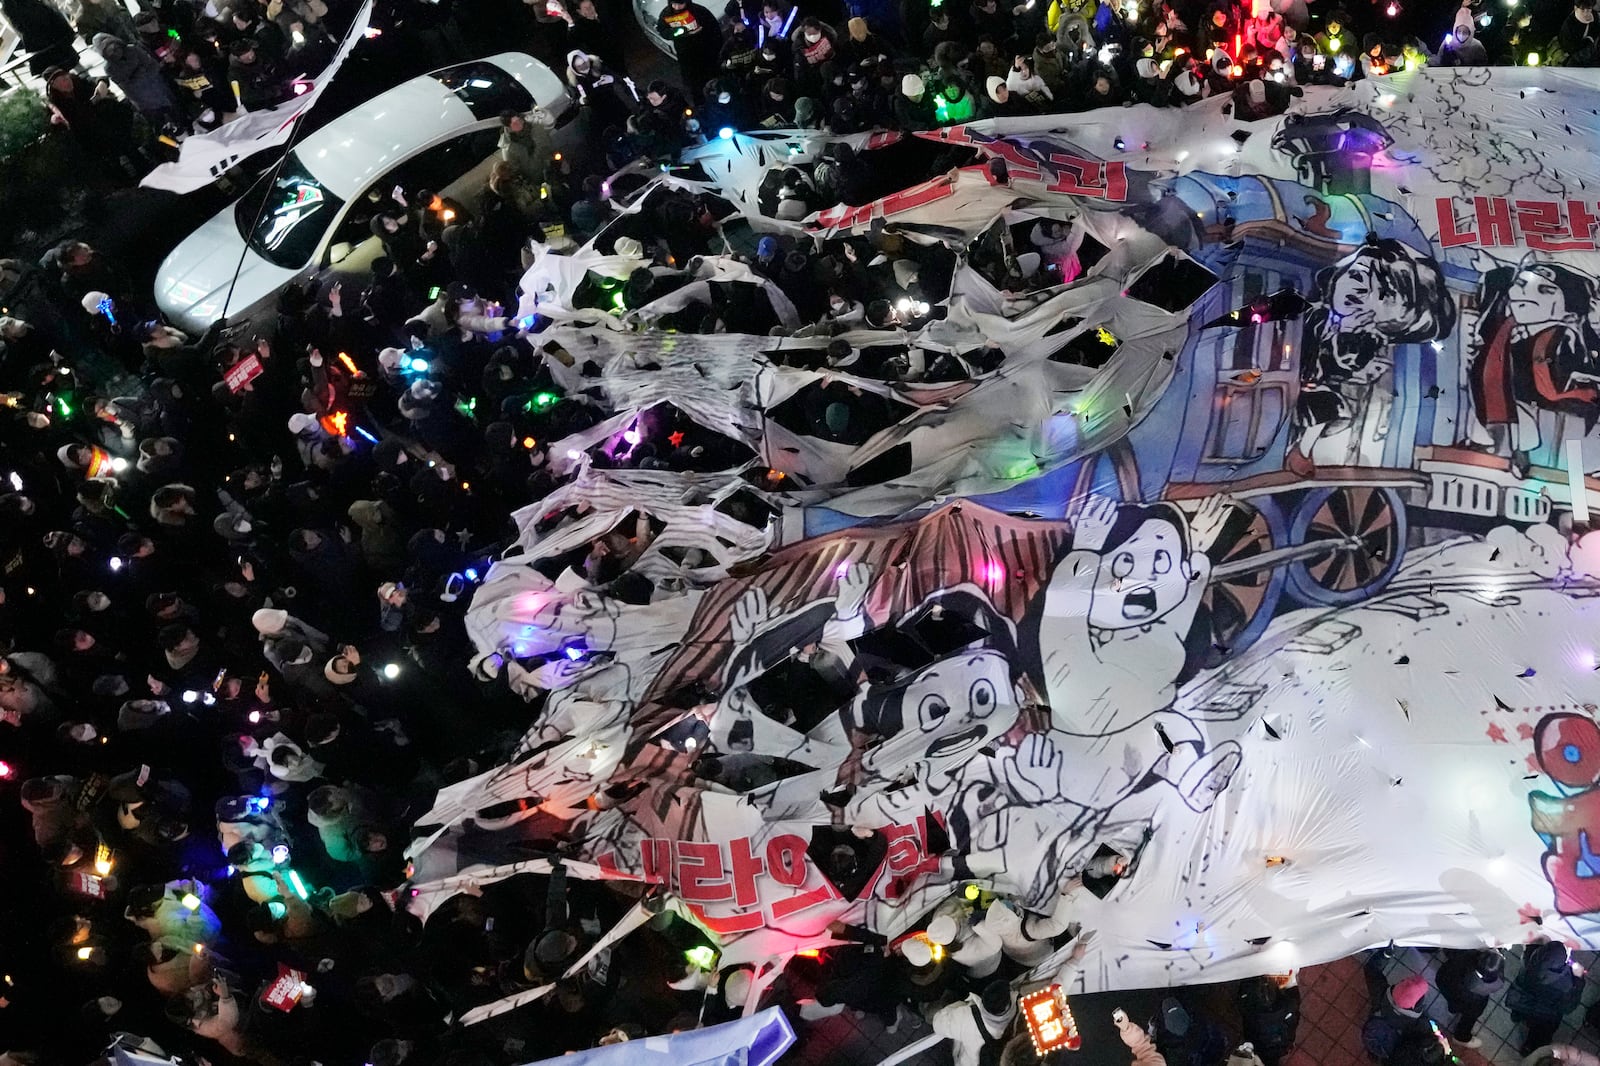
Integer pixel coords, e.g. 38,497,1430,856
1072,494,1120,551
1003,732,1070,805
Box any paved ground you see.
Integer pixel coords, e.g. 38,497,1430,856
781,943,1600,1066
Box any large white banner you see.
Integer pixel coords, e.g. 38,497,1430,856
413,68,1600,994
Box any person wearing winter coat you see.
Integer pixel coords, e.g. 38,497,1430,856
77,0,137,43
1237,977,1301,1065
1361,974,1430,1063
2,0,77,74
94,33,179,124
932,980,1016,1066
1507,941,1585,1055
498,107,556,184
1116,1007,1169,1066
1436,948,1504,1048
347,498,406,574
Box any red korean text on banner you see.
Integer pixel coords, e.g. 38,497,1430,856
1435,197,1600,252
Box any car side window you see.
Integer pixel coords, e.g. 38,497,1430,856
334,129,502,255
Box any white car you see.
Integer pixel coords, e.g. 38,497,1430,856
155,53,573,334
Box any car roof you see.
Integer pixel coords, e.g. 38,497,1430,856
293,52,556,199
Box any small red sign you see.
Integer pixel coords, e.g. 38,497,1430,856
225,354,264,394
261,964,307,1011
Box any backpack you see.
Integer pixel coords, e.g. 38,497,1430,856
1361,1008,1406,1062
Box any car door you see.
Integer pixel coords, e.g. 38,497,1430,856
323,127,503,274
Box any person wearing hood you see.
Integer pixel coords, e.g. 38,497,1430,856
1436,948,1504,1049
499,106,556,184
347,498,407,574
1237,977,1301,1065
21,775,87,849
1438,11,1489,65
76,0,137,44
984,74,1036,116
1232,76,1301,121
1507,941,1584,1055
892,71,931,131
228,37,289,112
839,16,887,67
931,979,1015,1066
793,16,844,93
95,32,179,123
1361,974,1431,1062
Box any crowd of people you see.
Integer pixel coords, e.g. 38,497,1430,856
0,0,1599,1064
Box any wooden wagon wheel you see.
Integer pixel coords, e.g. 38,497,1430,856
1199,495,1288,666
1284,485,1407,607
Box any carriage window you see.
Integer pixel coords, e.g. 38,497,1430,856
1128,252,1219,313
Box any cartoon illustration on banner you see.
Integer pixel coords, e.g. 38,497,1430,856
415,70,1600,993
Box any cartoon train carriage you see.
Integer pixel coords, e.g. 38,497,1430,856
997,163,1600,663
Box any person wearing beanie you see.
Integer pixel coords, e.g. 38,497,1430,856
895,72,935,130
1507,941,1584,1054
1237,976,1301,1065
1361,973,1432,1061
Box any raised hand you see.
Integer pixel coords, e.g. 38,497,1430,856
1072,494,1119,552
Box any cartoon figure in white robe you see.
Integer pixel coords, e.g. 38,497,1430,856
964,494,1244,904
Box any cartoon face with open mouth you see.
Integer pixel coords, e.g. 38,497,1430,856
1088,516,1197,631
860,650,1018,780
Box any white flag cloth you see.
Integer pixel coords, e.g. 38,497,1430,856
140,0,373,194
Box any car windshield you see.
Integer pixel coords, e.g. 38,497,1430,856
234,153,345,270
431,61,534,121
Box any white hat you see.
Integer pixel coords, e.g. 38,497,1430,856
1175,70,1202,98
901,936,933,967
378,347,404,370
1136,57,1158,78
1247,79,1267,106
722,968,753,1009
287,412,318,435
986,75,1005,103
613,235,644,258
901,73,924,99
927,915,959,945
252,608,288,636
80,290,111,315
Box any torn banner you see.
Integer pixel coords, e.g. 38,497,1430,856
421,67,1600,994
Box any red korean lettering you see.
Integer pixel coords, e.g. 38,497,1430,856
687,902,766,935
641,838,673,884
728,836,765,909
769,878,843,921
1474,196,1515,247
1530,713,1600,915
1103,160,1128,201
1571,200,1600,243
676,841,733,903
1436,198,1477,248
878,177,955,219
881,822,925,874
1044,153,1124,199
1516,200,1595,252
765,834,809,887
